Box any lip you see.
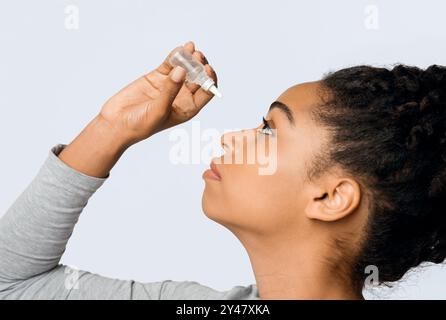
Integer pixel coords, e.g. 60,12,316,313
202,160,222,181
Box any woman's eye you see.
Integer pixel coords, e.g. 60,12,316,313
259,117,273,135
260,126,273,135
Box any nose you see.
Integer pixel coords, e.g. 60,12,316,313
220,128,255,155
220,132,232,154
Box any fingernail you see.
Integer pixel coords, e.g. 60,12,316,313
171,66,186,83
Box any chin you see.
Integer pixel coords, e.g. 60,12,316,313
201,190,221,221
201,193,255,237
201,192,233,229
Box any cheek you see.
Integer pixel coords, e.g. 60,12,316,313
237,182,295,231
202,152,307,234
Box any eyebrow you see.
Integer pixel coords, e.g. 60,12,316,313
268,101,295,125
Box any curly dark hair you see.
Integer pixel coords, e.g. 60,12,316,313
313,64,446,288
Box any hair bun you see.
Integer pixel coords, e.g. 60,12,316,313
421,65,446,89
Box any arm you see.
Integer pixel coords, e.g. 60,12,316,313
0,143,115,299
0,42,243,300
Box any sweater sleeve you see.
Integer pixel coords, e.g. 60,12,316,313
0,144,259,300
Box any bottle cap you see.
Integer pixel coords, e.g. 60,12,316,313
209,85,222,98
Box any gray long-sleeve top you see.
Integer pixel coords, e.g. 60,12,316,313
0,144,259,300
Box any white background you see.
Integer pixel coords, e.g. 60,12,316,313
1,0,446,299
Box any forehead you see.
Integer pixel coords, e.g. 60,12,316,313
275,81,324,117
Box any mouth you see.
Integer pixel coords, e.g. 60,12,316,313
202,159,222,181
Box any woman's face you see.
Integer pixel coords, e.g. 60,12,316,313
202,81,329,237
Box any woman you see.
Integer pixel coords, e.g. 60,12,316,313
1,41,445,300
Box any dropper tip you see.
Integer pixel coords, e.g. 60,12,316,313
209,85,222,98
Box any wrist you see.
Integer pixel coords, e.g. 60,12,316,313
93,114,133,151
58,115,129,178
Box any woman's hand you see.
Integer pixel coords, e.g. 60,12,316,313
58,41,218,178
100,41,218,147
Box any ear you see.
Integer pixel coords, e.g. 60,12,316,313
304,178,361,222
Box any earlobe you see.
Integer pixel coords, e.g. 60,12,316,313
305,178,361,222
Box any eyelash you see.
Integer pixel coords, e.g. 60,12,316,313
259,117,273,135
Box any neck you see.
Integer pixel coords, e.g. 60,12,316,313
234,230,364,300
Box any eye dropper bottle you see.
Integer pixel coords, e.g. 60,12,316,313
169,48,222,98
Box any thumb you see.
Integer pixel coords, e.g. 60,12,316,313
155,66,186,107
